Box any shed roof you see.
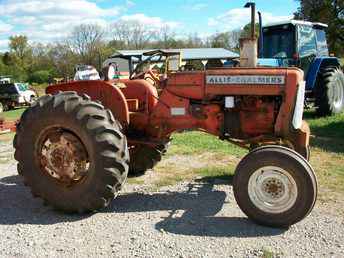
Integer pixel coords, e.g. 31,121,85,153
110,48,239,60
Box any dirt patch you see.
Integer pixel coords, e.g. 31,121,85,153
128,152,240,189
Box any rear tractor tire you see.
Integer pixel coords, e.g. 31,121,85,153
233,146,317,228
14,92,129,213
315,66,344,116
129,142,169,176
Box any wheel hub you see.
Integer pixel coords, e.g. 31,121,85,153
262,178,285,199
248,166,298,214
39,130,89,186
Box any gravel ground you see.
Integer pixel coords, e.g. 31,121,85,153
0,141,343,258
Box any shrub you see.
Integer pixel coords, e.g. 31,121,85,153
29,70,51,84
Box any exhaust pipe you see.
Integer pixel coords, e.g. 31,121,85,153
240,2,257,67
258,11,264,58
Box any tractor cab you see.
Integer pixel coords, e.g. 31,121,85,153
261,20,329,72
260,20,344,115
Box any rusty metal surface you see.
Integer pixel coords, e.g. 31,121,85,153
38,128,89,186
46,80,130,126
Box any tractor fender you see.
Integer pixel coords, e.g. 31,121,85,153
306,57,341,90
46,80,129,126
120,79,158,112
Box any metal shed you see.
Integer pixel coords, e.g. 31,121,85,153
103,48,239,76
106,48,238,62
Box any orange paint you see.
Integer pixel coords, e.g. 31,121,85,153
45,66,309,154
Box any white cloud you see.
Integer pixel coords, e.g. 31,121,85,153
0,40,9,52
119,13,180,29
0,21,13,33
0,0,182,50
0,0,123,44
0,0,120,17
208,8,293,31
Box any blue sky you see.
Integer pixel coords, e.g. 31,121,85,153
0,0,299,51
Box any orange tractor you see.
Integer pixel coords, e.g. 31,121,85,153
14,58,316,227
14,10,317,227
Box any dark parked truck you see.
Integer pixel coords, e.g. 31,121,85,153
260,20,344,116
0,82,37,112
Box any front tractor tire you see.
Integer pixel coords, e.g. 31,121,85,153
315,66,344,116
14,92,129,213
233,146,317,228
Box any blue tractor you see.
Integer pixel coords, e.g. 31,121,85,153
259,20,344,116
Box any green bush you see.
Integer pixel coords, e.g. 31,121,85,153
29,70,51,84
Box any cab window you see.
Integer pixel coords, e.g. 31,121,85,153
298,25,317,57
263,25,295,58
315,29,329,56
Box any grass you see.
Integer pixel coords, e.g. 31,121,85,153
31,83,48,97
1,108,25,121
340,58,344,67
0,132,15,142
148,131,247,189
261,249,276,258
305,111,344,153
195,165,235,179
305,111,344,139
168,131,247,156
303,111,344,197
152,164,235,191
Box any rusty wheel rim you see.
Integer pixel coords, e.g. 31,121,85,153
37,128,90,187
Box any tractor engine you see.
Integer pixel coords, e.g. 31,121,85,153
222,96,278,139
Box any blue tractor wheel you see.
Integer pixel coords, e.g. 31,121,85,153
315,66,344,116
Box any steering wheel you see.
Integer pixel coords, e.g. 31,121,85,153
131,68,161,86
273,52,287,58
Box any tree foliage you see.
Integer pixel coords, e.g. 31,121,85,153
69,24,106,68
9,35,31,63
28,70,51,84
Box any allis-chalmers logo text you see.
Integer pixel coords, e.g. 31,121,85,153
206,75,285,85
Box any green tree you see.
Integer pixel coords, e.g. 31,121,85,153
28,70,51,84
48,43,79,80
69,24,107,69
210,30,241,51
294,0,344,56
240,23,260,38
2,52,13,66
9,35,32,64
